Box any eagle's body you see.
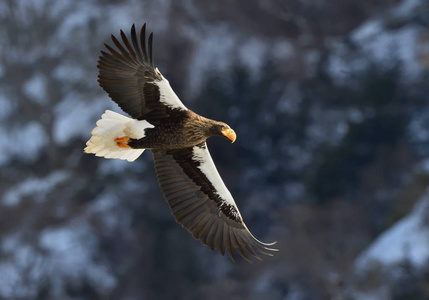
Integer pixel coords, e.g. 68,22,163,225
85,24,277,261
129,111,225,149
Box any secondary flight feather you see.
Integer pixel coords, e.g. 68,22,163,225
85,24,277,261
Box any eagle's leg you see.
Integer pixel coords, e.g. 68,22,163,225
115,136,131,148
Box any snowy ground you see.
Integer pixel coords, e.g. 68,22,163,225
356,191,429,270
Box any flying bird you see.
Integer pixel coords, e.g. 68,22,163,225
85,24,277,261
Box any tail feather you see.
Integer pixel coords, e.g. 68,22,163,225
84,110,153,162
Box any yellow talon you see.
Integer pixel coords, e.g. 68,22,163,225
115,136,131,148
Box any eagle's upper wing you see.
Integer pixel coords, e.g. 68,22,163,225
151,142,277,261
97,24,187,124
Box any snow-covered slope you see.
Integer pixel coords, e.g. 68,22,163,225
328,0,429,84
356,191,429,270
351,189,429,300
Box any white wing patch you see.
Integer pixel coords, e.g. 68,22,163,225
155,68,188,111
192,144,240,216
85,110,154,162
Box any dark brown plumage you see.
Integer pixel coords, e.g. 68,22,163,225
85,24,277,261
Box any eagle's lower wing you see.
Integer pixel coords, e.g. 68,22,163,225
151,142,277,261
97,24,187,124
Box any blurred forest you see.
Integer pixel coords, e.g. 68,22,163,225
0,0,429,299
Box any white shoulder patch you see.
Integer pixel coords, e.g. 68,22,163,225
155,68,188,111
192,144,238,209
124,118,154,139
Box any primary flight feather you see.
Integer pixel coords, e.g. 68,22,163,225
85,24,277,261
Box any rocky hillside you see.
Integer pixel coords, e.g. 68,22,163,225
0,0,428,299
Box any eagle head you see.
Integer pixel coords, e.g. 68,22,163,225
210,122,236,143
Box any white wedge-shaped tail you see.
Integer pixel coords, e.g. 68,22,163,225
84,110,154,162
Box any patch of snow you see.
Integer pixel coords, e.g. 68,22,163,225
0,262,23,297
276,83,302,114
1,2,76,64
355,191,429,271
327,41,370,84
2,170,70,206
0,233,46,298
0,223,117,298
87,193,119,214
15,0,59,17
352,289,390,300
306,107,350,146
105,4,139,31
18,122,48,161
283,182,305,200
86,193,132,231
409,105,429,142
328,7,425,84
52,63,86,83
348,107,364,123
0,93,14,120
420,158,429,174
189,24,237,92
23,73,48,105
0,2,8,18
97,158,133,175
253,264,305,299
54,94,115,145
102,1,170,34
188,25,278,92
286,144,312,170
0,121,48,166
46,1,71,19
352,19,384,42
272,40,294,61
304,49,321,75
0,259,41,298
352,21,421,77
238,38,267,77
391,0,422,18
39,223,117,294
55,2,100,38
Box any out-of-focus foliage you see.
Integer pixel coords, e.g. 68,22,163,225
0,0,429,299
307,63,414,202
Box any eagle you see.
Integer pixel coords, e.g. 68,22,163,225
84,24,277,261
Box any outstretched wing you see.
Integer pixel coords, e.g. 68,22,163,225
151,142,277,262
97,24,187,124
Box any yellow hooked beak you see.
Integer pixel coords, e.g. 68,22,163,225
221,128,236,143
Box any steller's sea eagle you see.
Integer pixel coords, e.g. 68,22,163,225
84,24,277,262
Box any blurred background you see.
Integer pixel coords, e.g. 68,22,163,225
0,0,429,299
